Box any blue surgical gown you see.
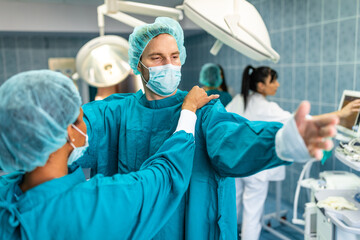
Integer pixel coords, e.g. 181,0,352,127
0,131,194,240
78,90,291,239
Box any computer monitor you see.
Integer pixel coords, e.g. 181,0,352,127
337,90,360,137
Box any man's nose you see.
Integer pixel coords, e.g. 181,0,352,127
163,57,172,65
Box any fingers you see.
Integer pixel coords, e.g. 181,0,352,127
182,86,220,112
307,137,334,160
309,149,323,160
311,114,339,127
351,102,360,111
199,94,219,108
294,101,311,126
318,125,337,138
208,94,219,100
310,139,334,150
351,99,360,104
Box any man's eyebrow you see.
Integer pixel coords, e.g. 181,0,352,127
147,51,180,57
148,52,163,57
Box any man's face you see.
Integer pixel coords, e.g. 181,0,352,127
137,34,181,80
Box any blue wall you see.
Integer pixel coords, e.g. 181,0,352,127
181,0,360,207
0,33,98,84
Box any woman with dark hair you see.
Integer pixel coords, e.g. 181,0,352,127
199,63,233,106
227,65,289,239
226,65,360,239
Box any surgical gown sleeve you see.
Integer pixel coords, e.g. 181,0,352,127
83,130,195,239
76,95,130,174
202,101,291,178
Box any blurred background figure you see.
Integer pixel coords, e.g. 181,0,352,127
94,70,143,101
217,64,235,97
199,63,232,107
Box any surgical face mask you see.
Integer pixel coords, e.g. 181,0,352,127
68,124,89,166
139,61,181,97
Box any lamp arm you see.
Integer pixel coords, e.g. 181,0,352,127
98,4,106,36
105,11,147,28
114,1,183,20
99,0,183,35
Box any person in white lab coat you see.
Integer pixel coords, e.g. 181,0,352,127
226,65,360,240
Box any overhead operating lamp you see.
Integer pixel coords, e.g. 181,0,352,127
182,0,280,62
76,35,131,88
96,0,279,62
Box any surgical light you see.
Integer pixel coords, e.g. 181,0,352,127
97,0,280,63
182,0,280,62
76,35,131,87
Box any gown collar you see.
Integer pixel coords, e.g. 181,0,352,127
135,89,186,109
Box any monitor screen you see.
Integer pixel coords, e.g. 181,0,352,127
337,90,360,136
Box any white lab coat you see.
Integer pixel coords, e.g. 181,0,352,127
226,92,292,240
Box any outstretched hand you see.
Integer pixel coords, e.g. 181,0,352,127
294,101,339,160
338,99,360,119
182,86,219,113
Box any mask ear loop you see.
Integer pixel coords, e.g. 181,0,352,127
68,124,87,149
67,135,76,149
139,61,150,84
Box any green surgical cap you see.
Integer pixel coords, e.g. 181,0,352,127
128,17,187,75
0,70,82,173
199,63,223,88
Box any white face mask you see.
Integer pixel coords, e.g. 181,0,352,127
140,61,181,97
68,124,89,166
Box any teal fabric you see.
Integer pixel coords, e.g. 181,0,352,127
206,89,233,107
78,89,291,239
0,131,194,240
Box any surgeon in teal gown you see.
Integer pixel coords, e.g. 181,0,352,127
0,70,216,239
77,18,338,239
199,63,233,107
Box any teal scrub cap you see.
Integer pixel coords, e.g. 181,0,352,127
128,17,187,75
199,63,223,88
0,70,82,173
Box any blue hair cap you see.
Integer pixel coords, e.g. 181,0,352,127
128,17,186,75
199,63,223,88
0,70,81,172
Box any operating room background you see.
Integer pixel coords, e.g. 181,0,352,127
0,0,359,212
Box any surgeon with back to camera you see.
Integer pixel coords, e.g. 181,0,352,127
226,65,360,240
199,63,232,106
0,70,217,239
76,17,339,239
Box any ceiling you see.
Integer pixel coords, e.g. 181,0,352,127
0,0,184,7
0,0,203,35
